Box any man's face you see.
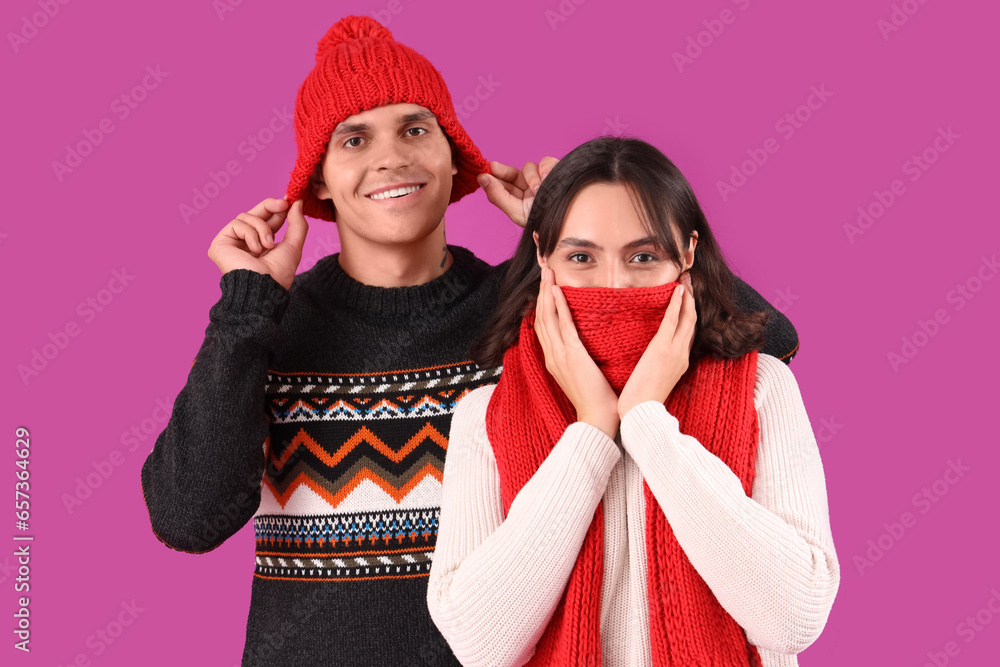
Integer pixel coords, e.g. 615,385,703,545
311,103,457,247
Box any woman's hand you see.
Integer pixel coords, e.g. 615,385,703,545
534,266,620,438
618,274,697,419
478,158,559,227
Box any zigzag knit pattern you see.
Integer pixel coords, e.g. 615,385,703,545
255,362,501,581
486,283,763,666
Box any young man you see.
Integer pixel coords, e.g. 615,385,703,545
140,15,799,667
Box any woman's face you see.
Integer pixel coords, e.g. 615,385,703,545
536,182,696,288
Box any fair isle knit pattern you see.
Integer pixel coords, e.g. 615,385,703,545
254,362,501,582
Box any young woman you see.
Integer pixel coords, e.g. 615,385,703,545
427,137,839,667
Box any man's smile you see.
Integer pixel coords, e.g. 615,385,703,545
366,183,426,200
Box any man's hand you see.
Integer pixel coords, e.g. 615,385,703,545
478,157,559,227
207,198,309,291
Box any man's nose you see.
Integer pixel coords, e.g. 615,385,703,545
372,136,412,170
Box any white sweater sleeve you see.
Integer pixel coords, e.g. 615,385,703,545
427,385,621,667
619,354,840,655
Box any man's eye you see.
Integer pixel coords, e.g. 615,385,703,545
406,127,428,137
344,137,363,148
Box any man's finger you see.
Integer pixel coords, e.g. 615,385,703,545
522,162,541,193
235,213,277,248
282,199,310,250
246,197,290,221
538,156,559,180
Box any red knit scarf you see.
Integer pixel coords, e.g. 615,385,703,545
485,283,762,666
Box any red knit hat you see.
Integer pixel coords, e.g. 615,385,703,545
285,15,488,222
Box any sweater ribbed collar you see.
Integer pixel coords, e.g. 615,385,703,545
304,244,486,318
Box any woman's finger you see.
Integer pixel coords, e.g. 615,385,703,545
675,282,698,347
657,284,684,337
550,281,582,349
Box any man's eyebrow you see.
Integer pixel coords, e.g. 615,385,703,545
399,110,437,124
556,238,601,250
332,121,370,137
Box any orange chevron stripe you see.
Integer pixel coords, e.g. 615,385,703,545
262,462,443,509
267,423,448,472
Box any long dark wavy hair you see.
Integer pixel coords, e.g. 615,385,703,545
471,136,769,369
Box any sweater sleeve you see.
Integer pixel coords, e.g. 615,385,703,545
731,274,799,363
140,269,289,553
427,386,621,667
619,354,840,655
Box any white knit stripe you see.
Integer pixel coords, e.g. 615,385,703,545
427,385,621,667
619,353,840,656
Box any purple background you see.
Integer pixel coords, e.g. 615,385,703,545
4,0,999,665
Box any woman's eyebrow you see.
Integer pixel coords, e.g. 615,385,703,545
623,236,660,249
556,238,601,250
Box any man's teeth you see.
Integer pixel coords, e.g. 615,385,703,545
369,185,423,200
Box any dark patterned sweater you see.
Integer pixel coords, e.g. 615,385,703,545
140,244,798,666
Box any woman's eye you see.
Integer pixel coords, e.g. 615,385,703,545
568,253,591,263
632,253,658,263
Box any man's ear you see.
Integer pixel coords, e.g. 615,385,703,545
533,231,546,268
310,157,331,200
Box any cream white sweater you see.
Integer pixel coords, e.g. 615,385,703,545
427,354,840,667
